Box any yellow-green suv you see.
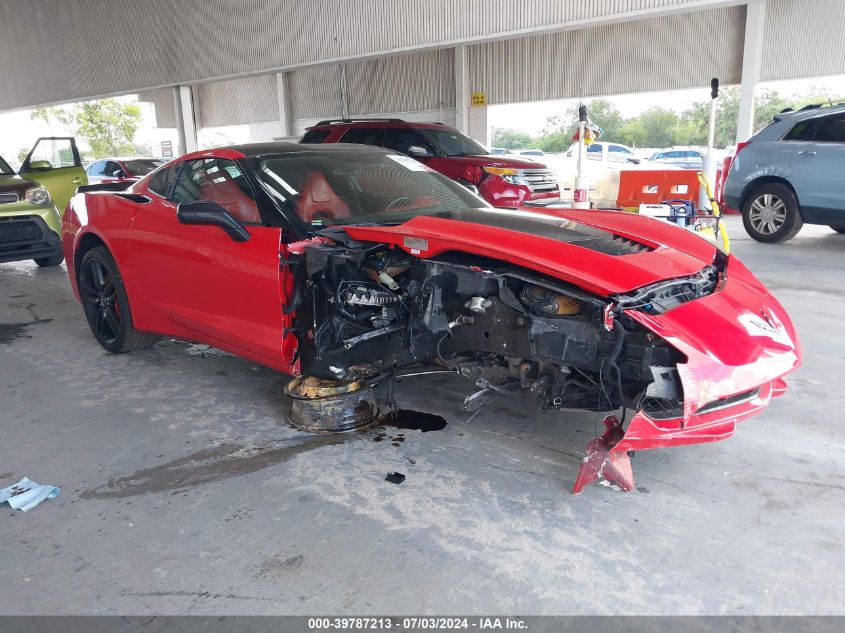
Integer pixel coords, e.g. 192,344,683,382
0,137,87,267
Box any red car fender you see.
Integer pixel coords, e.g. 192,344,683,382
611,256,800,452
62,192,145,308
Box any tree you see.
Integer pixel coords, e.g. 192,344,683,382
17,147,30,164
617,107,682,148
30,106,73,131
73,99,141,158
584,98,624,142
492,86,836,154
491,127,534,149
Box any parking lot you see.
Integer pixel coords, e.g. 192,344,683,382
1,215,842,615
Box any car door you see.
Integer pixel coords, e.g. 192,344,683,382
19,137,87,211
607,144,636,171
129,158,290,368
789,113,845,221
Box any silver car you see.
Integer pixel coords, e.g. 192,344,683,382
724,103,845,242
649,148,703,170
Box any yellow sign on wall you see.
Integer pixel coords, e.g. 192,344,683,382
471,92,487,107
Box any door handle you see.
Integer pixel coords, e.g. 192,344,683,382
798,150,817,156
72,176,85,184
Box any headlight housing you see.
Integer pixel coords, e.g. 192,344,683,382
482,166,527,186
24,186,52,206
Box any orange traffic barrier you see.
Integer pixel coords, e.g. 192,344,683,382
615,170,701,212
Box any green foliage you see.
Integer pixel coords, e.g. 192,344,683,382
17,147,30,163
74,100,142,158
490,128,534,149
497,88,830,151
30,106,74,127
29,99,141,159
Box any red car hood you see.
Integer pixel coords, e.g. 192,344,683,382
344,206,801,446
343,207,718,296
444,154,550,170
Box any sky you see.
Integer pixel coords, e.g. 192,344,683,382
2,74,844,164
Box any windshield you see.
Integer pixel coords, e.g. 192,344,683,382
418,128,489,157
252,149,489,229
124,159,163,176
0,155,13,175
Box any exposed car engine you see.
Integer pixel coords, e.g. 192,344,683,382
289,233,688,414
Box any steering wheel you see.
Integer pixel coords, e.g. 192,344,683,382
383,196,413,212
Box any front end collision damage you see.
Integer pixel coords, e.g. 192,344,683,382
283,225,800,494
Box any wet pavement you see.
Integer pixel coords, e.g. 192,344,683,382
1,215,843,615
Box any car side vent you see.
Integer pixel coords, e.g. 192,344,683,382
115,194,151,204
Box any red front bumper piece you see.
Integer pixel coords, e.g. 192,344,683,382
572,415,635,494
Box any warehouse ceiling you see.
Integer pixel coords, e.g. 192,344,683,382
1,0,842,116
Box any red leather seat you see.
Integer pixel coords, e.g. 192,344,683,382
199,173,261,224
294,172,351,223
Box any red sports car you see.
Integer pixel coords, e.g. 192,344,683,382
62,143,801,492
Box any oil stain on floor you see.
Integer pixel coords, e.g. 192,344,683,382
0,320,52,345
379,409,447,433
0,303,52,345
80,435,350,499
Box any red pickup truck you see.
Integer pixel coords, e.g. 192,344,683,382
300,119,559,208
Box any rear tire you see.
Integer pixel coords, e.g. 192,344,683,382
34,245,64,267
78,246,160,353
742,183,803,243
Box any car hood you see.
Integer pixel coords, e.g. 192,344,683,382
441,154,550,170
0,174,37,197
342,207,719,296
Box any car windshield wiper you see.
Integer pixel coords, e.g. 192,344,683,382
317,219,404,229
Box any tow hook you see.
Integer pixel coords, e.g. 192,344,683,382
572,414,635,493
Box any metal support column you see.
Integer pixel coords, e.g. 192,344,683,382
276,72,292,139
174,85,198,154
736,0,767,143
454,46,469,134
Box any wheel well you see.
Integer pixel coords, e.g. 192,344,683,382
740,177,800,214
74,233,107,281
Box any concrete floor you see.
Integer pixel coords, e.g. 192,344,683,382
1,215,843,615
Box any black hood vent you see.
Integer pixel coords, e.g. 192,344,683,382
439,208,654,256
579,234,652,256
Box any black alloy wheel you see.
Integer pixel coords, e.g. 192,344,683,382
78,246,160,353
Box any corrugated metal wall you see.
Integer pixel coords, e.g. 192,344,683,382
197,75,279,127
4,0,843,124
346,49,455,116
287,49,455,130
289,66,345,120
0,0,728,110
761,0,845,82
468,6,746,104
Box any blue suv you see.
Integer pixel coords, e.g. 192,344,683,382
724,103,845,243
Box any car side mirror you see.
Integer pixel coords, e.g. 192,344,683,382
176,200,251,242
627,157,641,165
26,160,53,171
407,145,433,158
113,169,126,178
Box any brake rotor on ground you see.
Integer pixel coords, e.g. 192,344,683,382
285,376,379,433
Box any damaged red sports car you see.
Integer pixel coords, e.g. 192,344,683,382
62,143,801,492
